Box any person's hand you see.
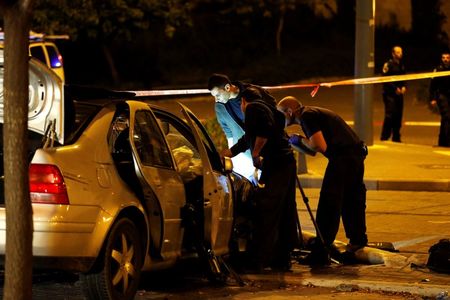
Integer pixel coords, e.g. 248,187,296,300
288,133,305,145
396,87,406,95
221,148,232,158
289,134,316,156
252,156,263,169
430,100,437,107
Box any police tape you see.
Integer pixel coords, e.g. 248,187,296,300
131,70,450,98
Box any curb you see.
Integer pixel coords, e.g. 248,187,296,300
298,175,450,192
295,277,449,298
241,272,450,298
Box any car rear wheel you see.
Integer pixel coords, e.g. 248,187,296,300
81,218,143,300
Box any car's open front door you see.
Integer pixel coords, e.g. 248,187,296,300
179,103,233,255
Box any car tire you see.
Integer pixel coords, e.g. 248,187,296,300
81,218,143,300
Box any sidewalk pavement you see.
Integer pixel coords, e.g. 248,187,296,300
298,141,450,192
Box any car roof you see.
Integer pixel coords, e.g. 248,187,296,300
0,31,69,47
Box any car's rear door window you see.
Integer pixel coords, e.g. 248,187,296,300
134,110,173,168
160,120,203,182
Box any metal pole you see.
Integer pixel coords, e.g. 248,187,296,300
354,0,375,145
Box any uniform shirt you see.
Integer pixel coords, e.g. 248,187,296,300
300,106,362,159
429,63,450,100
382,58,406,94
215,81,276,140
231,100,293,170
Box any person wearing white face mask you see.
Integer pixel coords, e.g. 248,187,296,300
207,73,276,183
277,96,369,266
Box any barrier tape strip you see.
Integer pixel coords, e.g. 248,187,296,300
131,70,450,98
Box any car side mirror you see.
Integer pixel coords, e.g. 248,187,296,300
223,156,233,174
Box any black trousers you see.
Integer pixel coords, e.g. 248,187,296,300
381,92,404,141
436,93,450,147
316,154,368,247
251,158,299,267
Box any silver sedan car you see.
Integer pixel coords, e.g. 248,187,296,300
0,57,249,300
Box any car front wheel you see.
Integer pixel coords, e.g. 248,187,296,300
81,217,143,300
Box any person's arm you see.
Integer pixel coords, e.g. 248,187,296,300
229,135,249,157
429,68,438,106
215,104,233,139
305,131,327,154
251,136,267,168
251,136,267,158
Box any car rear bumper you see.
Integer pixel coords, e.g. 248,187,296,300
0,204,113,272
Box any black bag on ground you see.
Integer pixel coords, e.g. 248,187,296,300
426,239,450,274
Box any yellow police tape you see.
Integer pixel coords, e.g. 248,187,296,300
132,70,450,98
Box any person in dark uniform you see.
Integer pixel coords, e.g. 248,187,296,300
429,50,450,147
221,87,298,272
208,73,276,181
277,96,368,266
380,46,407,142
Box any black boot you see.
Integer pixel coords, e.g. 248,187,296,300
297,238,331,266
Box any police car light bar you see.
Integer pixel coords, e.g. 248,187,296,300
0,31,69,42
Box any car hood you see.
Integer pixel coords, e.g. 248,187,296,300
0,51,64,144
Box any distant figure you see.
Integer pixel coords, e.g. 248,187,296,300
207,73,276,182
277,96,368,266
429,50,450,147
381,46,407,142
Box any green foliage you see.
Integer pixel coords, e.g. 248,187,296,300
202,118,227,152
31,0,196,41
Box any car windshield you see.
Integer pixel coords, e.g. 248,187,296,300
46,45,62,68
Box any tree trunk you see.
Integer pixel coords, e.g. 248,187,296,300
1,0,34,299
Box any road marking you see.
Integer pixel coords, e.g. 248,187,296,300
393,235,440,249
404,121,440,126
434,150,450,156
368,145,388,149
346,121,440,127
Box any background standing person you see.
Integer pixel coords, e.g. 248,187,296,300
221,88,298,272
380,46,407,142
277,96,368,266
429,50,450,147
207,74,276,182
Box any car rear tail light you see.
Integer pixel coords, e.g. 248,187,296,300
29,164,69,204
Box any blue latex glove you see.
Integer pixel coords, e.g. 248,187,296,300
289,134,316,156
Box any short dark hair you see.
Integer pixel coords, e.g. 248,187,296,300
241,87,262,103
208,73,231,90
